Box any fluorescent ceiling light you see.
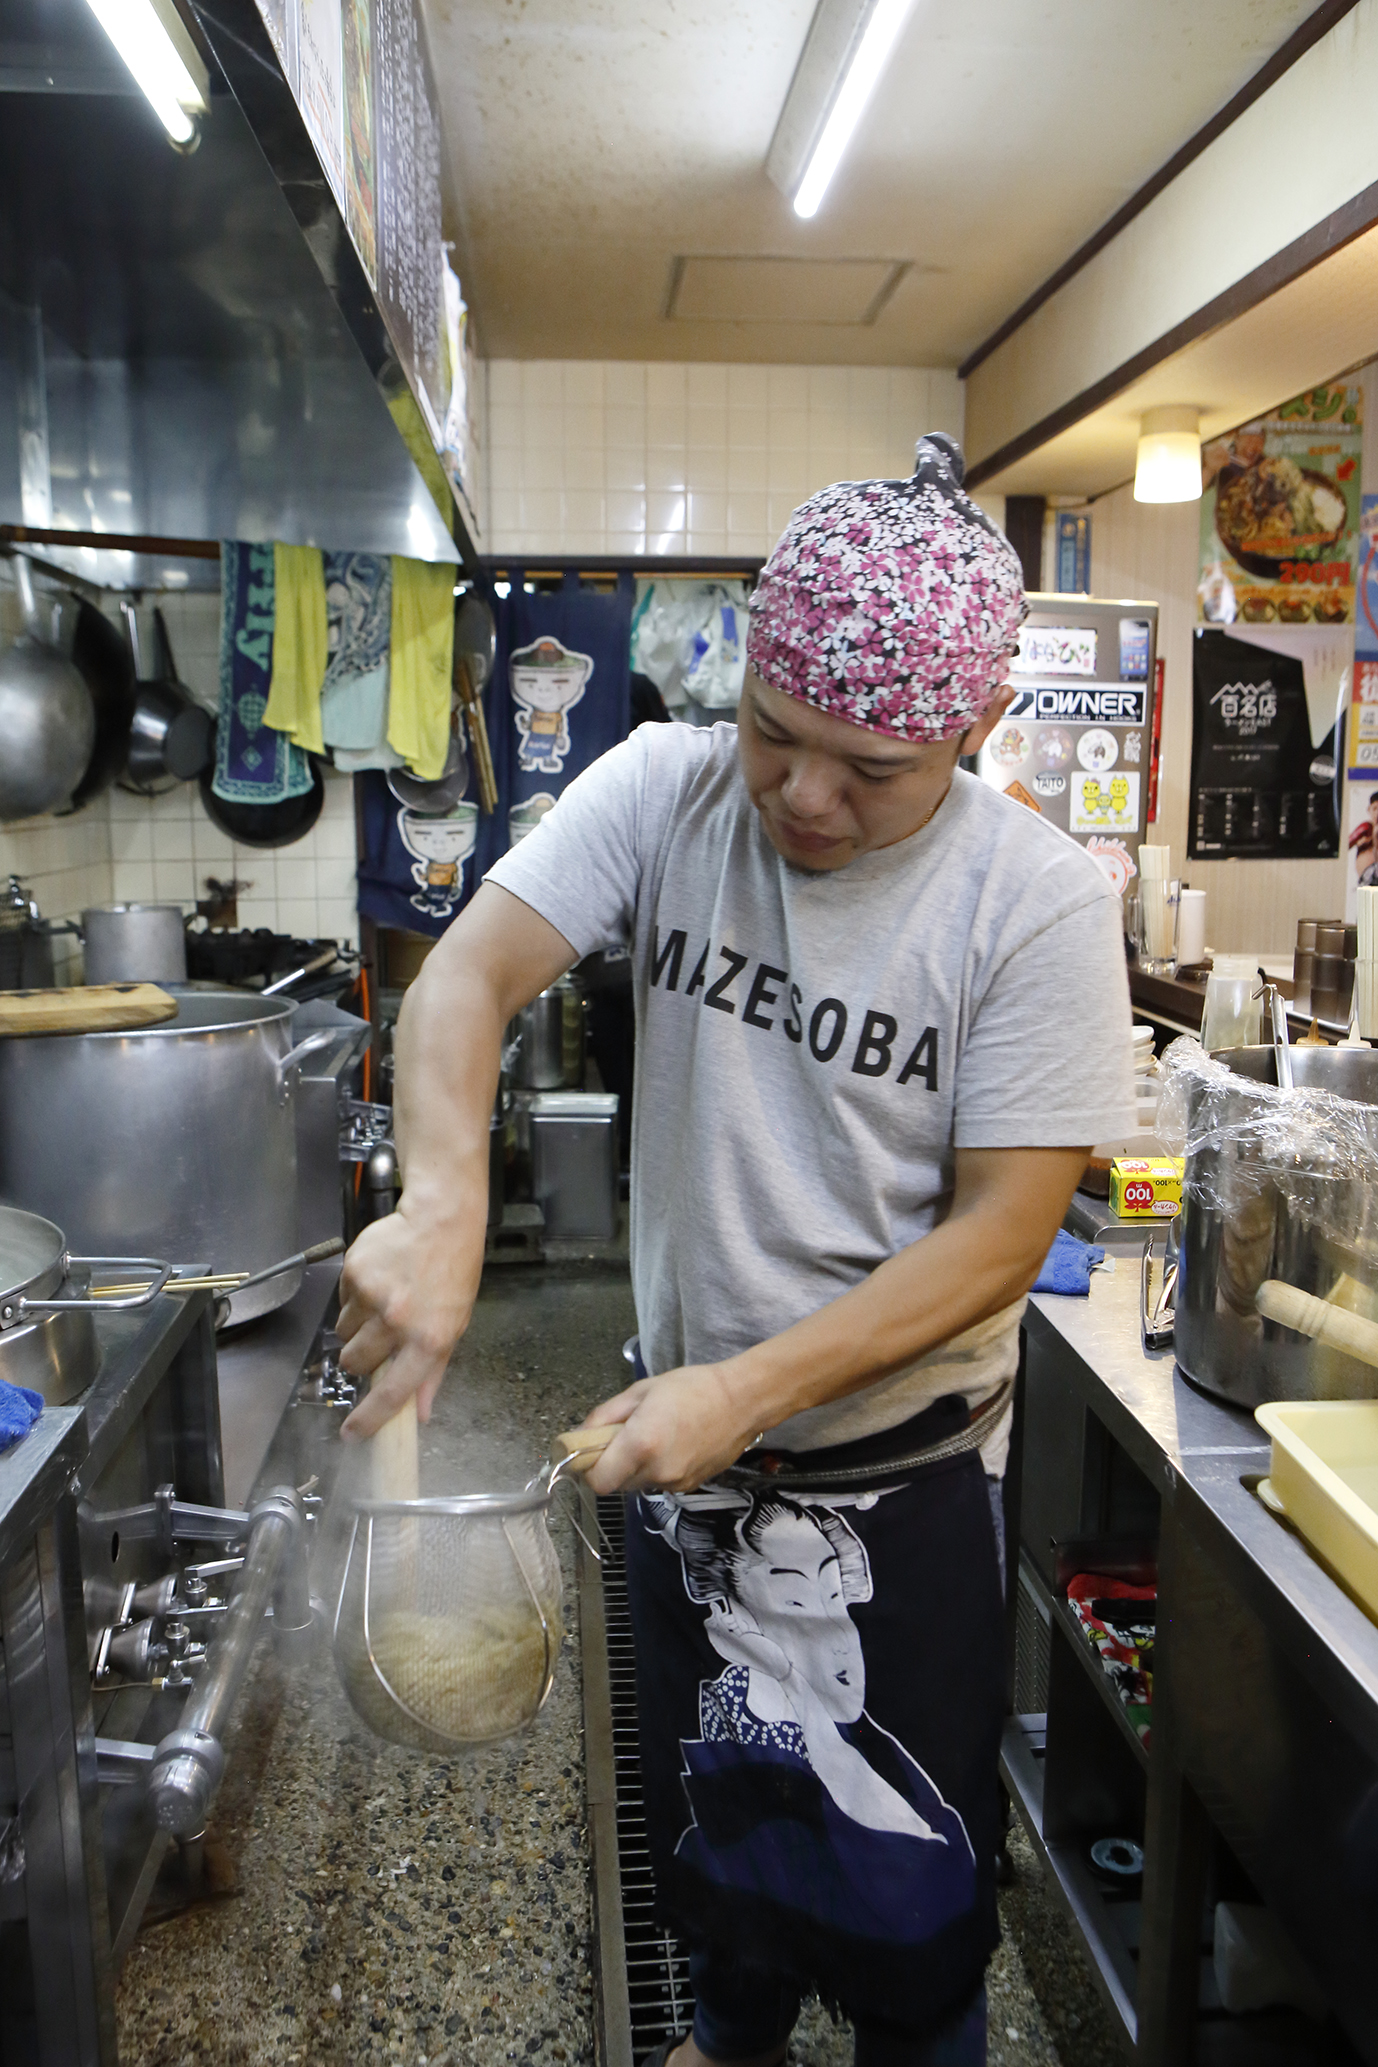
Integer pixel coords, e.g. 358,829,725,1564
1134,405,1202,504
83,0,209,147
767,0,917,222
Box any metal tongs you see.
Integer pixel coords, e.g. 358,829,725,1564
1141,1217,1179,1351
1255,975,1294,1090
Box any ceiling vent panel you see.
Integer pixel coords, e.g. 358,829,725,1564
666,256,909,326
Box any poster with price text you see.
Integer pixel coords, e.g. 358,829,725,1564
1199,383,1362,627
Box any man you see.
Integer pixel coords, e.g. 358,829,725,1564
338,436,1136,2066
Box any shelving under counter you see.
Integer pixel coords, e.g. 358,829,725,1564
1010,1264,1378,2065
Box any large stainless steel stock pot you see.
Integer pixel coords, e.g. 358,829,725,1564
1174,1043,1378,1408
0,993,335,1324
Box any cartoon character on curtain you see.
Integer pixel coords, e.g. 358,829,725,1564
398,803,480,922
640,1488,977,1946
510,637,594,775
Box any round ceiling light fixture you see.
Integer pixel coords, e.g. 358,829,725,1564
1134,406,1202,504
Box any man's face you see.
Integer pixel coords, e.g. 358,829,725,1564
736,670,1012,871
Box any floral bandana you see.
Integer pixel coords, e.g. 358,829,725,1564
746,434,1028,743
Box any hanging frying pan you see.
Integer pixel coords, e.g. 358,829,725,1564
198,755,326,848
120,605,214,796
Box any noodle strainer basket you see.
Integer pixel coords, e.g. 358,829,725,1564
332,1424,614,1751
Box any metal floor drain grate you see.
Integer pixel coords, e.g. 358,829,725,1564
579,1491,695,2063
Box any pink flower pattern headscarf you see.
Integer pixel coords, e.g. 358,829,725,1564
746,434,1028,744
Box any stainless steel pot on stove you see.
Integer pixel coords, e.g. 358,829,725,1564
507,976,584,1091
1174,1044,1378,1407
0,994,336,1324
81,901,188,984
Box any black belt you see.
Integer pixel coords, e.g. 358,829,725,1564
718,1379,1014,1492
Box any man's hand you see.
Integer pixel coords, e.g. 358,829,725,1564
579,1363,765,1494
336,1200,481,1440
335,884,578,1443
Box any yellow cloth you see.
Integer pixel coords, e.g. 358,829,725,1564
264,544,327,755
388,556,455,780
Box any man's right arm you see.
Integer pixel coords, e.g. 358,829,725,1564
337,881,577,1438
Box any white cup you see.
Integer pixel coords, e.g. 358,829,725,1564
1177,889,1207,968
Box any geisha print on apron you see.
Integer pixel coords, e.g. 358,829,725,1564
624,1443,1005,2039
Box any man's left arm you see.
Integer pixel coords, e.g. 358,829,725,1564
582,1143,1088,1494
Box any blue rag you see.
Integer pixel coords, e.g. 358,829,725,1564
213,539,315,805
1034,1227,1104,1296
0,1378,43,1452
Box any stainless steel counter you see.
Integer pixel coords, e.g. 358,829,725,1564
1027,1271,1378,1751
1020,1267,1378,2064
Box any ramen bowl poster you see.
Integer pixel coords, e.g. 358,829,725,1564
1199,384,1362,627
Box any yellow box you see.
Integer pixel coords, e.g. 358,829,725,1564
1109,1156,1184,1217
1256,1401,1378,1623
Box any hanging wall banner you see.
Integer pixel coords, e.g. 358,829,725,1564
1199,383,1362,627
297,0,345,203
1189,629,1339,859
255,0,447,465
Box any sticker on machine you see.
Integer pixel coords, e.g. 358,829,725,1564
1070,771,1140,834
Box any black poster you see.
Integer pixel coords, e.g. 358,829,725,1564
1189,630,1339,859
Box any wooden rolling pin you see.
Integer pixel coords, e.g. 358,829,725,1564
0,983,177,1036
1256,1280,1378,1369
455,650,498,815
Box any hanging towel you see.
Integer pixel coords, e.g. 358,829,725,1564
264,543,328,755
321,552,392,756
0,1377,42,1453
214,541,315,803
388,556,455,780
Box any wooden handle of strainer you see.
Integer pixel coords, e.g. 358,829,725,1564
370,1363,420,1502
551,1424,621,1472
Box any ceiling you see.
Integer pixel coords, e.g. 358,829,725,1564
423,0,1324,366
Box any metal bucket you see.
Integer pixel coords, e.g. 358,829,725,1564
1175,1044,1378,1407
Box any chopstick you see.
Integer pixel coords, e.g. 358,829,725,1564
88,1272,250,1296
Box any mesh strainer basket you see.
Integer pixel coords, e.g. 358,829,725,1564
332,1430,612,1751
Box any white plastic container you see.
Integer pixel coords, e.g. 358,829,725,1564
1201,955,1262,1052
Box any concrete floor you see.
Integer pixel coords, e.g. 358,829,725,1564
115,1259,1126,2067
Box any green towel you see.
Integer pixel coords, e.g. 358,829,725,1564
264,543,328,756
388,557,454,780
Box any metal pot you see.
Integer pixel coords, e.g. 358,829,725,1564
0,993,335,1324
507,978,585,1091
82,902,188,985
0,1204,98,1404
1175,1044,1378,1407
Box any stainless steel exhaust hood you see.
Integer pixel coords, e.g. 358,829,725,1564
0,0,463,590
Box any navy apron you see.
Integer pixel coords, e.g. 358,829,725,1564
356,574,632,939
624,1396,1004,2041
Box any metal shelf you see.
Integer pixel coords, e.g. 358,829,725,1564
1000,1714,1139,2054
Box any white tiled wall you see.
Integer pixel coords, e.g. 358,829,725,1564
484,361,964,558
0,571,360,949
107,774,360,944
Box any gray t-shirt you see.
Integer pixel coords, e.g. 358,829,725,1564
488,722,1135,1465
